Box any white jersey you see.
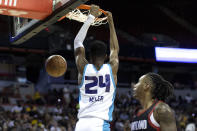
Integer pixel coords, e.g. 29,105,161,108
78,64,116,121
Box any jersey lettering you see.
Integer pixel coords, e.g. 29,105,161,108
85,74,110,94
89,96,104,102
131,120,147,130
85,76,98,94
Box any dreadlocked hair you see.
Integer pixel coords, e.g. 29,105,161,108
146,72,174,101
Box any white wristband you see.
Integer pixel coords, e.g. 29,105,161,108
74,41,84,50
86,14,95,23
74,14,95,50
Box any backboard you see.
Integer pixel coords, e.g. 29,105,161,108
0,0,89,45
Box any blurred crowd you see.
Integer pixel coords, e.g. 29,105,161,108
0,86,196,131
0,87,78,131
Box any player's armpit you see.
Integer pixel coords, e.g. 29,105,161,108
74,47,88,74
154,103,177,131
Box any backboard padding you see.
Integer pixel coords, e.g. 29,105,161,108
10,0,89,45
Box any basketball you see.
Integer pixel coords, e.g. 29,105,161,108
45,55,67,77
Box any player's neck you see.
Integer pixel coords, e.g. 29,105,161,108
140,94,154,110
92,61,104,70
91,58,104,70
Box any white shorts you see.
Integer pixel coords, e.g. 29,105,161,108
75,118,110,131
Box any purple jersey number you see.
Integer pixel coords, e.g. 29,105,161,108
85,74,110,94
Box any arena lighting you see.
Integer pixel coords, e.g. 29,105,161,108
155,47,197,63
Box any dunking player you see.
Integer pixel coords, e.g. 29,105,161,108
73,5,119,131
131,73,177,131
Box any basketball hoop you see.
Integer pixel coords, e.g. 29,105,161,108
58,4,108,26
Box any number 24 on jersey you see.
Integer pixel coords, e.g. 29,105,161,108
85,74,110,94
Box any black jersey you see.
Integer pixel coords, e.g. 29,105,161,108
130,100,161,131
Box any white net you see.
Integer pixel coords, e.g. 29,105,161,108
66,9,108,26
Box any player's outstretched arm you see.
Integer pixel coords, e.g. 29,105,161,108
74,5,101,75
154,103,177,131
108,12,119,83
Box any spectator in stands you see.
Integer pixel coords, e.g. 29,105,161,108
124,120,131,131
115,118,124,131
63,87,71,106
33,91,45,105
185,116,196,131
50,120,62,131
11,101,23,113
185,93,193,103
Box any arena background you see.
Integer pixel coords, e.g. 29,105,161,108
0,0,196,130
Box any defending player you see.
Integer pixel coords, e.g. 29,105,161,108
131,73,177,131
73,5,119,131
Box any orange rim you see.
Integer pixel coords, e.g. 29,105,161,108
77,4,107,15
58,4,107,21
